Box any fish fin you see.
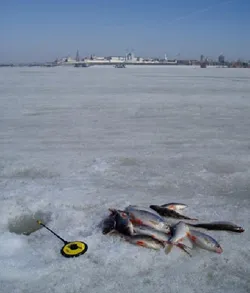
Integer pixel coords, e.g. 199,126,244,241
164,244,174,255
161,204,188,210
107,230,117,235
176,243,192,257
187,232,197,242
136,241,146,247
131,218,143,225
166,205,176,210
161,204,174,209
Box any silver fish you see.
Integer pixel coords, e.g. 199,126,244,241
187,229,223,254
134,225,192,256
150,205,197,220
161,203,188,211
166,221,190,254
168,221,190,243
125,205,170,233
133,225,170,242
125,234,165,250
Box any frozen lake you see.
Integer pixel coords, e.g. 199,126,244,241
0,66,250,293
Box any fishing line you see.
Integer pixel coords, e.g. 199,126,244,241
37,220,88,258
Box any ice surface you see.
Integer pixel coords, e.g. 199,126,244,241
0,65,250,293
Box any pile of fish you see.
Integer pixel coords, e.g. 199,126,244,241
101,203,244,257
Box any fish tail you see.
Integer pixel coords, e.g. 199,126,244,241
164,243,174,255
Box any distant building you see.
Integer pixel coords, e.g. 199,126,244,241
218,53,225,65
126,52,136,62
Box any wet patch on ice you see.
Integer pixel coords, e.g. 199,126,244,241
23,106,70,117
203,159,247,174
1,167,59,180
8,211,52,235
118,157,142,167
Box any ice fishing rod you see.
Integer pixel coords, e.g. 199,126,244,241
37,220,88,258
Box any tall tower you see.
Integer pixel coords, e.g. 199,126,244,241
76,50,80,62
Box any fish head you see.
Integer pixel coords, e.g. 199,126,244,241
201,233,223,253
110,209,134,236
210,239,223,253
149,205,160,212
215,246,223,254
235,226,245,233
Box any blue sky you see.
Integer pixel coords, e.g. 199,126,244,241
1,0,249,62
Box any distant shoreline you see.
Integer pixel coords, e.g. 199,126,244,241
0,62,249,68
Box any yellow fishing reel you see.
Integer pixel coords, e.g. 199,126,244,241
61,241,88,258
37,220,88,258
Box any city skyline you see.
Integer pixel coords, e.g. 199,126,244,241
1,0,250,63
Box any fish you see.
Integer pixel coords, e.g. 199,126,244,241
187,229,223,254
124,205,160,216
102,215,116,235
161,203,188,211
186,221,244,233
133,225,170,242
109,209,134,236
150,205,197,221
124,234,165,250
134,225,192,256
166,221,190,254
125,205,170,233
